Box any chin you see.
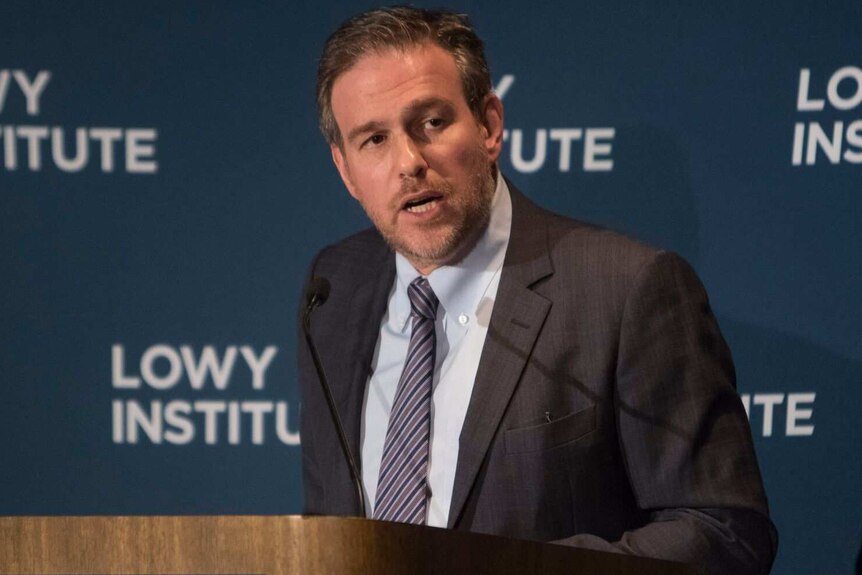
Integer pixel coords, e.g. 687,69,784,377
387,231,456,266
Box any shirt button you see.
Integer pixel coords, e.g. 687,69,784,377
458,313,469,326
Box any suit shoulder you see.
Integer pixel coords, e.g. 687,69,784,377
510,185,657,264
507,185,687,293
301,228,394,327
311,227,391,277
548,213,709,311
532,204,664,277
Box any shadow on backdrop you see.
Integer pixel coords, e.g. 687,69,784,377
720,318,861,575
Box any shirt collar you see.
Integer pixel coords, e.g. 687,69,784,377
390,175,512,331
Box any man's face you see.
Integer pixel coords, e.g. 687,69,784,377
329,43,504,275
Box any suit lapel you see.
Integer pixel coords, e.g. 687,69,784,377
448,185,554,527
333,239,395,513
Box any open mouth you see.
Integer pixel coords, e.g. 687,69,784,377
402,194,443,214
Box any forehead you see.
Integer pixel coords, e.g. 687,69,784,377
330,43,468,129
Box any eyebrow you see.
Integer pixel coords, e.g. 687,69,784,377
346,120,387,146
345,97,457,145
402,97,455,119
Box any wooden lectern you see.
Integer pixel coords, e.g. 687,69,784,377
0,515,698,574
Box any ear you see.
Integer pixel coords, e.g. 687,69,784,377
330,144,359,200
479,93,504,162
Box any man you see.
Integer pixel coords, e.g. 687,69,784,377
299,7,776,574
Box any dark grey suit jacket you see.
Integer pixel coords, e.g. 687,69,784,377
299,185,777,574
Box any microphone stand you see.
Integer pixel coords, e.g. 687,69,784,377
302,282,367,518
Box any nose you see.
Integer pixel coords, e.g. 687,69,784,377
396,133,427,178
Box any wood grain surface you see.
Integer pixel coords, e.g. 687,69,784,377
0,515,698,575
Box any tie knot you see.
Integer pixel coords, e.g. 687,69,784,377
407,277,439,320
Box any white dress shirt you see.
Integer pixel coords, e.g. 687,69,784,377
360,176,513,527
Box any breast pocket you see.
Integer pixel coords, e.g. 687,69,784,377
504,405,596,454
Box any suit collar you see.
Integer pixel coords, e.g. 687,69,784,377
494,179,555,289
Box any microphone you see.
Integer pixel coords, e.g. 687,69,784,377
302,276,367,518
304,277,330,314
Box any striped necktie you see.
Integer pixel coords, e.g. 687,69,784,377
374,277,439,524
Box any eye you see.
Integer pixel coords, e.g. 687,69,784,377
424,117,445,129
362,134,387,148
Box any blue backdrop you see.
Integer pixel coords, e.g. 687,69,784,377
1,2,859,573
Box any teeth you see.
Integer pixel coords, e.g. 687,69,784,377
406,199,438,213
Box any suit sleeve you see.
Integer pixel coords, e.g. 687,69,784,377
556,251,777,574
